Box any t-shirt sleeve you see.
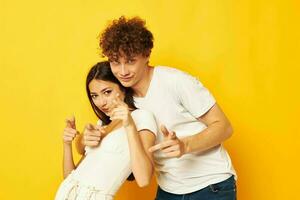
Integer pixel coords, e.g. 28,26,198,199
131,109,158,137
96,119,103,126
175,71,216,118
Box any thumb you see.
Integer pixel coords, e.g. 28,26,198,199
86,123,95,131
69,115,76,129
95,125,106,133
160,125,170,138
65,116,75,129
169,131,177,139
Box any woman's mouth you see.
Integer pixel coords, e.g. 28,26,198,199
101,108,110,113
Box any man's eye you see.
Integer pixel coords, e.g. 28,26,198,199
111,61,119,65
127,59,136,64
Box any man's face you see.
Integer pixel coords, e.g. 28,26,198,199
109,54,149,88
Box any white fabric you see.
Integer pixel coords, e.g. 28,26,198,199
134,66,236,194
55,109,157,200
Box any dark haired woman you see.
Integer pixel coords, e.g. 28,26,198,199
55,61,157,200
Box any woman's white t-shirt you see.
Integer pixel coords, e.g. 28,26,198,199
134,66,237,194
55,109,157,200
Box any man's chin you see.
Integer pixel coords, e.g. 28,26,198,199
120,80,134,87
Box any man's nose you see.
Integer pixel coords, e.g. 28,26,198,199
120,63,130,76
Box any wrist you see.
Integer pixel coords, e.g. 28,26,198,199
181,138,190,154
123,116,134,128
63,142,72,148
124,123,137,133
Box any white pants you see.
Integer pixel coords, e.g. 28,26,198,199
55,173,113,200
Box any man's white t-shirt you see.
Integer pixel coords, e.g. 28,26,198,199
134,66,236,194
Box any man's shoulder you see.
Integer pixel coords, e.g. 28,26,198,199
155,65,182,73
154,66,196,83
154,66,187,79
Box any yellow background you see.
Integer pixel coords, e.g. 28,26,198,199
1,0,299,199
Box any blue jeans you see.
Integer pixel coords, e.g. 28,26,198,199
155,176,237,200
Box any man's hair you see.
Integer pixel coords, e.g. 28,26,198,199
99,16,154,60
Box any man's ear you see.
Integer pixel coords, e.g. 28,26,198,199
144,49,151,58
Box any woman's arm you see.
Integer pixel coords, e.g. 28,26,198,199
125,124,156,187
75,134,85,155
62,117,80,178
110,97,156,187
62,143,75,179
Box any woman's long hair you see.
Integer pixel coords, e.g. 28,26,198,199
86,61,136,181
86,61,136,125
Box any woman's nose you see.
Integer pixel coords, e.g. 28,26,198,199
96,97,107,108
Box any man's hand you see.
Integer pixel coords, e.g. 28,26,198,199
148,125,186,158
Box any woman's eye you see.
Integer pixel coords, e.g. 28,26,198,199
91,94,97,99
103,90,112,95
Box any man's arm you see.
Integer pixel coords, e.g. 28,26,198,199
182,103,233,154
149,104,233,157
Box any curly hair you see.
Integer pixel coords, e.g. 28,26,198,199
99,16,154,61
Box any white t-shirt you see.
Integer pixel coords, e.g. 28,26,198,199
55,109,157,200
134,66,236,194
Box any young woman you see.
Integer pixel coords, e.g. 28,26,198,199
55,61,157,200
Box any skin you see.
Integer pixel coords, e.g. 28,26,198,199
109,54,153,97
63,79,156,187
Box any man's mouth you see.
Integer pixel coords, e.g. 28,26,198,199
119,76,133,82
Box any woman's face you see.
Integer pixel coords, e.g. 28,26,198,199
89,79,125,116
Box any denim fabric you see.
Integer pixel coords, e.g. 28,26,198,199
155,176,236,200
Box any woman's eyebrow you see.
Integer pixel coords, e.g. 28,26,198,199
100,87,112,93
90,87,111,94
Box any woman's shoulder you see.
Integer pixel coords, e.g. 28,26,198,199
131,109,155,119
131,109,158,135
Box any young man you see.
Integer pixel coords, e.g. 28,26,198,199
79,16,237,200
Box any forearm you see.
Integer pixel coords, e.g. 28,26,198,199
125,124,154,187
182,121,233,154
75,134,85,155
63,143,76,179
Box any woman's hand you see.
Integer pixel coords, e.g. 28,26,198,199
109,94,134,127
82,124,105,147
62,116,79,145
